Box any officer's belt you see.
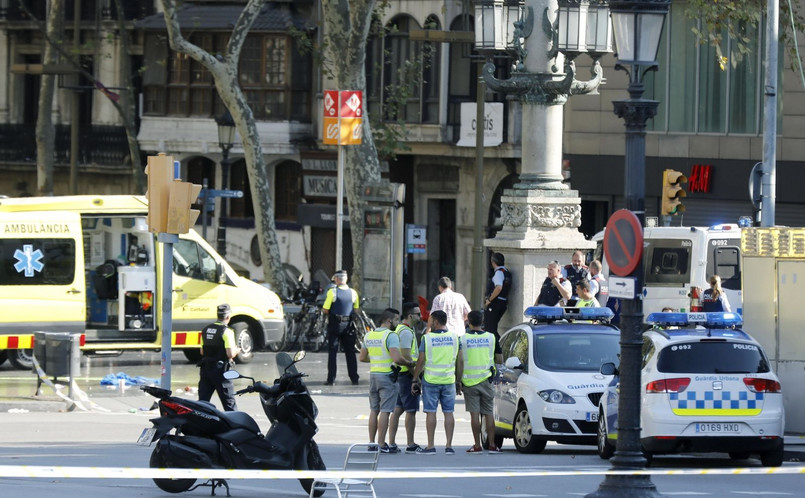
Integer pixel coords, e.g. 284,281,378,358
332,315,351,323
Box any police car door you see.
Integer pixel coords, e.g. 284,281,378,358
0,211,86,333
495,327,530,430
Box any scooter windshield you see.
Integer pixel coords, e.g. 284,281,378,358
276,352,298,376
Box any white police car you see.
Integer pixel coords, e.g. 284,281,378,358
596,312,785,466
488,307,621,453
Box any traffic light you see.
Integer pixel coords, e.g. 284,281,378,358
166,180,202,234
145,153,174,233
661,169,687,216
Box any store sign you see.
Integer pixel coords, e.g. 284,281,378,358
689,164,712,193
456,102,503,147
303,175,337,197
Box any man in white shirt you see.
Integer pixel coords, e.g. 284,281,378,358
430,276,471,336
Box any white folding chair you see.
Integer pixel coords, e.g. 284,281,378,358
309,442,380,498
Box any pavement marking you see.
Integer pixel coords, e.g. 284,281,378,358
0,465,804,480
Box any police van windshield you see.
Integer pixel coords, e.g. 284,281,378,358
644,239,691,286
534,333,620,372
657,342,770,374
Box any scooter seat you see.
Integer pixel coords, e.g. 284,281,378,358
220,411,261,434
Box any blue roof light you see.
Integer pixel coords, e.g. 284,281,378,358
524,306,614,322
646,312,743,329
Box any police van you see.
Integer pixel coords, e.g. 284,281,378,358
592,224,742,317
0,195,285,369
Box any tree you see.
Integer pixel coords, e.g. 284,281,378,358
34,0,62,196
321,0,384,289
159,0,286,296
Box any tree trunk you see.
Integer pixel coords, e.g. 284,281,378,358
160,0,287,296
322,0,383,290
35,0,63,196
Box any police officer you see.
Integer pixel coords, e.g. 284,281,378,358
456,310,503,454
198,303,240,411
359,308,406,453
563,250,591,292
322,270,360,386
388,302,423,454
484,252,511,337
535,261,572,306
589,259,609,305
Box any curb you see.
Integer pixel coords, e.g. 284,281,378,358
0,396,70,413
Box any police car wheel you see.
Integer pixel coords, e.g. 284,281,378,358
513,405,547,454
232,322,254,364
760,442,784,467
597,412,614,459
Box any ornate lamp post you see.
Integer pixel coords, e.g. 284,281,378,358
474,0,611,323
586,1,669,496
215,110,236,256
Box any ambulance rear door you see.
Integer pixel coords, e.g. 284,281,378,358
0,211,86,334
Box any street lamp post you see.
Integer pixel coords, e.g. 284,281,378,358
474,0,611,325
215,110,236,257
587,1,668,497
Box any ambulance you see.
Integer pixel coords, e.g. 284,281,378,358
0,195,285,369
592,223,743,317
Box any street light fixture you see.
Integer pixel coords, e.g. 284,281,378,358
586,1,669,497
215,110,236,256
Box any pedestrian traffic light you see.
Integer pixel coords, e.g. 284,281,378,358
661,169,687,216
145,153,174,233
166,180,202,234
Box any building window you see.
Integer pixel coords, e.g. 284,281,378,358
143,33,311,121
365,15,440,125
274,161,302,221
645,6,781,135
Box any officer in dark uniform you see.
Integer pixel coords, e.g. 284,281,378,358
563,250,590,292
535,261,572,306
484,252,512,337
323,270,360,386
198,303,240,411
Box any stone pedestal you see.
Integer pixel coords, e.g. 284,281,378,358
485,188,594,331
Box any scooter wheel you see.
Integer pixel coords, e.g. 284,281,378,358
300,440,327,497
150,447,196,493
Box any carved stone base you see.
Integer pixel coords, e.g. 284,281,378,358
485,188,594,331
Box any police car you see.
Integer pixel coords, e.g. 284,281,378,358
596,312,784,466
488,307,621,453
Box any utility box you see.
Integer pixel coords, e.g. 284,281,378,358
741,227,805,433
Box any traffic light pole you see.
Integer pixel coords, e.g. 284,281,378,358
158,233,178,390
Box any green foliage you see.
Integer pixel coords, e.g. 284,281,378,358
686,0,805,71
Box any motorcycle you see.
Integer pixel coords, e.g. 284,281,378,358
137,351,326,496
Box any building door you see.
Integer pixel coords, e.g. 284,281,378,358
426,199,456,299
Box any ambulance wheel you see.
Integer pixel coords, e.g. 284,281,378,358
149,447,196,493
232,321,254,364
182,349,202,363
0,350,7,367
513,404,547,454
8,349,34,370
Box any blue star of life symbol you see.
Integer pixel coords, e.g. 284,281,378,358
14,244,45,277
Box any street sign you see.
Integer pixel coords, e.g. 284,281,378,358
604,209,643,277
205,189,243,198
608,276,637,299
322,90,363,145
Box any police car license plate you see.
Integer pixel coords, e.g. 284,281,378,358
695,423,740,433
586,412,598,422
136,427,157,446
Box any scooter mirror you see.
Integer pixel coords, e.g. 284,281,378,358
293,350,306,362
223,370,241,380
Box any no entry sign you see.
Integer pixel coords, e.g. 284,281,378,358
603,209,643,277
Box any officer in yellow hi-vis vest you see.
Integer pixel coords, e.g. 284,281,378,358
456,310,504,454
412,310,462,455
359,308,406,454
389,302,424,454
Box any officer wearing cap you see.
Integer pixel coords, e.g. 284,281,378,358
198,303,240,411
322,270,361,386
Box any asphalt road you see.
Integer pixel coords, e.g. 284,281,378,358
1,351,804,497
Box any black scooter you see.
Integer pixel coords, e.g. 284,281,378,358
137,351,325,496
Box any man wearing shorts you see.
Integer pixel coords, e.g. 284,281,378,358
412,310,462,455
456,310,504,453
389,302,423,453
359,308,405,453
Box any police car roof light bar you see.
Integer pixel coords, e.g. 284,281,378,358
524,306,614,323
524,306,564,322
646,311,743,329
